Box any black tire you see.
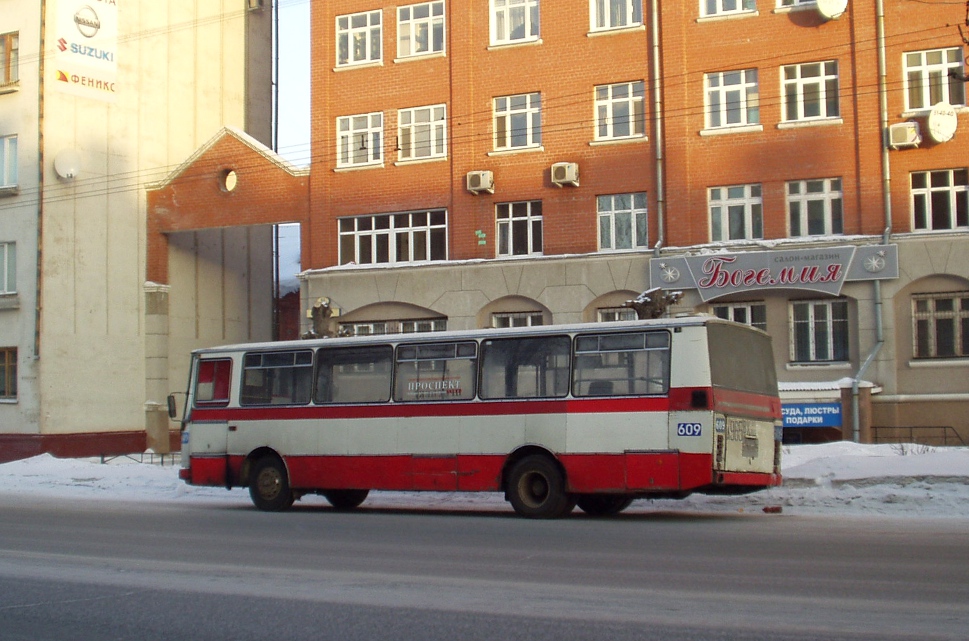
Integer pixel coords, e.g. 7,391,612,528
249,456,295,511
323,489,370,511
576,494,634,516
506,455,575,519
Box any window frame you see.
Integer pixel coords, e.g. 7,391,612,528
903,47,966,111
597,193,648,251
701,0,756,18
787,178,843,237
709,184,763,241
1,134,17,189
338,210,448,266
598,307,638,323
912,291,969,359
493,93,542,151
590,0,643,32
0,346,15,400
490,0,540,46
397,1,445,59
781,60,840,122
341,318,448,336
0,242,14,294
704,69,760,130
336,10,383,67
492,311,545,328
0,32,18,86
712,302,767,332
910,168,969,232
496,201,543,257
398,104,447,161
789,299,849,363
594,81,646,141
336,112,384,168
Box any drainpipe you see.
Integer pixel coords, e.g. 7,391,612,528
852,0,892,442
650,0,665,257
35,0,47,359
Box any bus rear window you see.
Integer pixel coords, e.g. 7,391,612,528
573,331,670,397
707,322,778,395
195,358,232,406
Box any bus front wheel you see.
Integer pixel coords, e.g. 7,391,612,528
576,494,634,516
249,456,295,512
507,455,575,519
323,489,370,511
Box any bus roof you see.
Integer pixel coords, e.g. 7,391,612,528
188,314,759,356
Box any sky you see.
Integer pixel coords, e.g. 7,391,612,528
2,443,968,520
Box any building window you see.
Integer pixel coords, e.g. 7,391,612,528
782,61,839,122
790,299,848,363
787,178,843,237
0,347,15,400
337,113,383,168
777,0,815,6
712,302,767,332
0,32,18,86
492,311,544,328
494,93,542,150
702,0,756,17
1,135,16,189
598,307,637,322
904,48,966,111
339,210,447,265
913,292,969,359
709,184,762,241
598,193,648,251
911,169,969,232
491,0,540,45
341,318,448,336
336,10,382,67
398,2,445,58
591,0,642,31
705,70,759,129
595,81,645,140
398,105,447,161
0,242,13,294
496,201,543,256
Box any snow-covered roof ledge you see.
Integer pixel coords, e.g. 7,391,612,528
778,379,882,401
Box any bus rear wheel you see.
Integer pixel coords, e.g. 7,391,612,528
507,455,575,519
249,456,295,512
576,494,634,516
323,489,370,511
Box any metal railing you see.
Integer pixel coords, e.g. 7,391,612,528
871,425,966,446
99,451,182,466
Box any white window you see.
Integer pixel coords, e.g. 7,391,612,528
491,0,540,45
911,169,969,232
713,302,767,332
913,292,969,359
0,135,15,189
777,0,815,6
904,48,967,111
595,81,645,140
494,93,542,150
709,184,763,241
496,201,543,256
336,10,382,67
782,61,839,122
337,113,383,168
398,2,445,58
1,32,18,86
0,242,14,294
598,193,648,251
492,311,544,328
705,70,759,129
591,0,642,31
598,307,637,322
790,299,849,363
338,210,447,265
342,318,447,336
787,178,843,237
702,0,756,17
398,105,447,161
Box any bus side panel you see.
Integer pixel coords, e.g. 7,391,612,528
189,456,229,486
286,454,506,492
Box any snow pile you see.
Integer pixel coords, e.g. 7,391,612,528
0,443,967,519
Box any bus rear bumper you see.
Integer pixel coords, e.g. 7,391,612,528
708,470,783,492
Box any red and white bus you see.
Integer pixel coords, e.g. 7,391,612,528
173,316,782,518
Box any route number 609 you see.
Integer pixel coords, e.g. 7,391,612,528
676,423,703,437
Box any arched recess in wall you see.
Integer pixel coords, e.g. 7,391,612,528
892,274,969,364
581,290,640,323
476,296,551,329
336,301,447,335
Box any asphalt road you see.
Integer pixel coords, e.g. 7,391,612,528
0,494,966,641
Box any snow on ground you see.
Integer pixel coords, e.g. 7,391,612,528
1,443,967,519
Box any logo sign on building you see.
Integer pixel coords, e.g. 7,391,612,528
649,245,898,302
53,0,119,102
782,403,842,428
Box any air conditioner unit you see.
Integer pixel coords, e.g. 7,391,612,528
888,121,921,150
466,170,494,194
551,162,579,187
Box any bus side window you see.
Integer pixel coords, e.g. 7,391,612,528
479,336,571,400
315,345,393,404
195,358,232,406
240,351,313,406
394,342,477,402
573,331,670,397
